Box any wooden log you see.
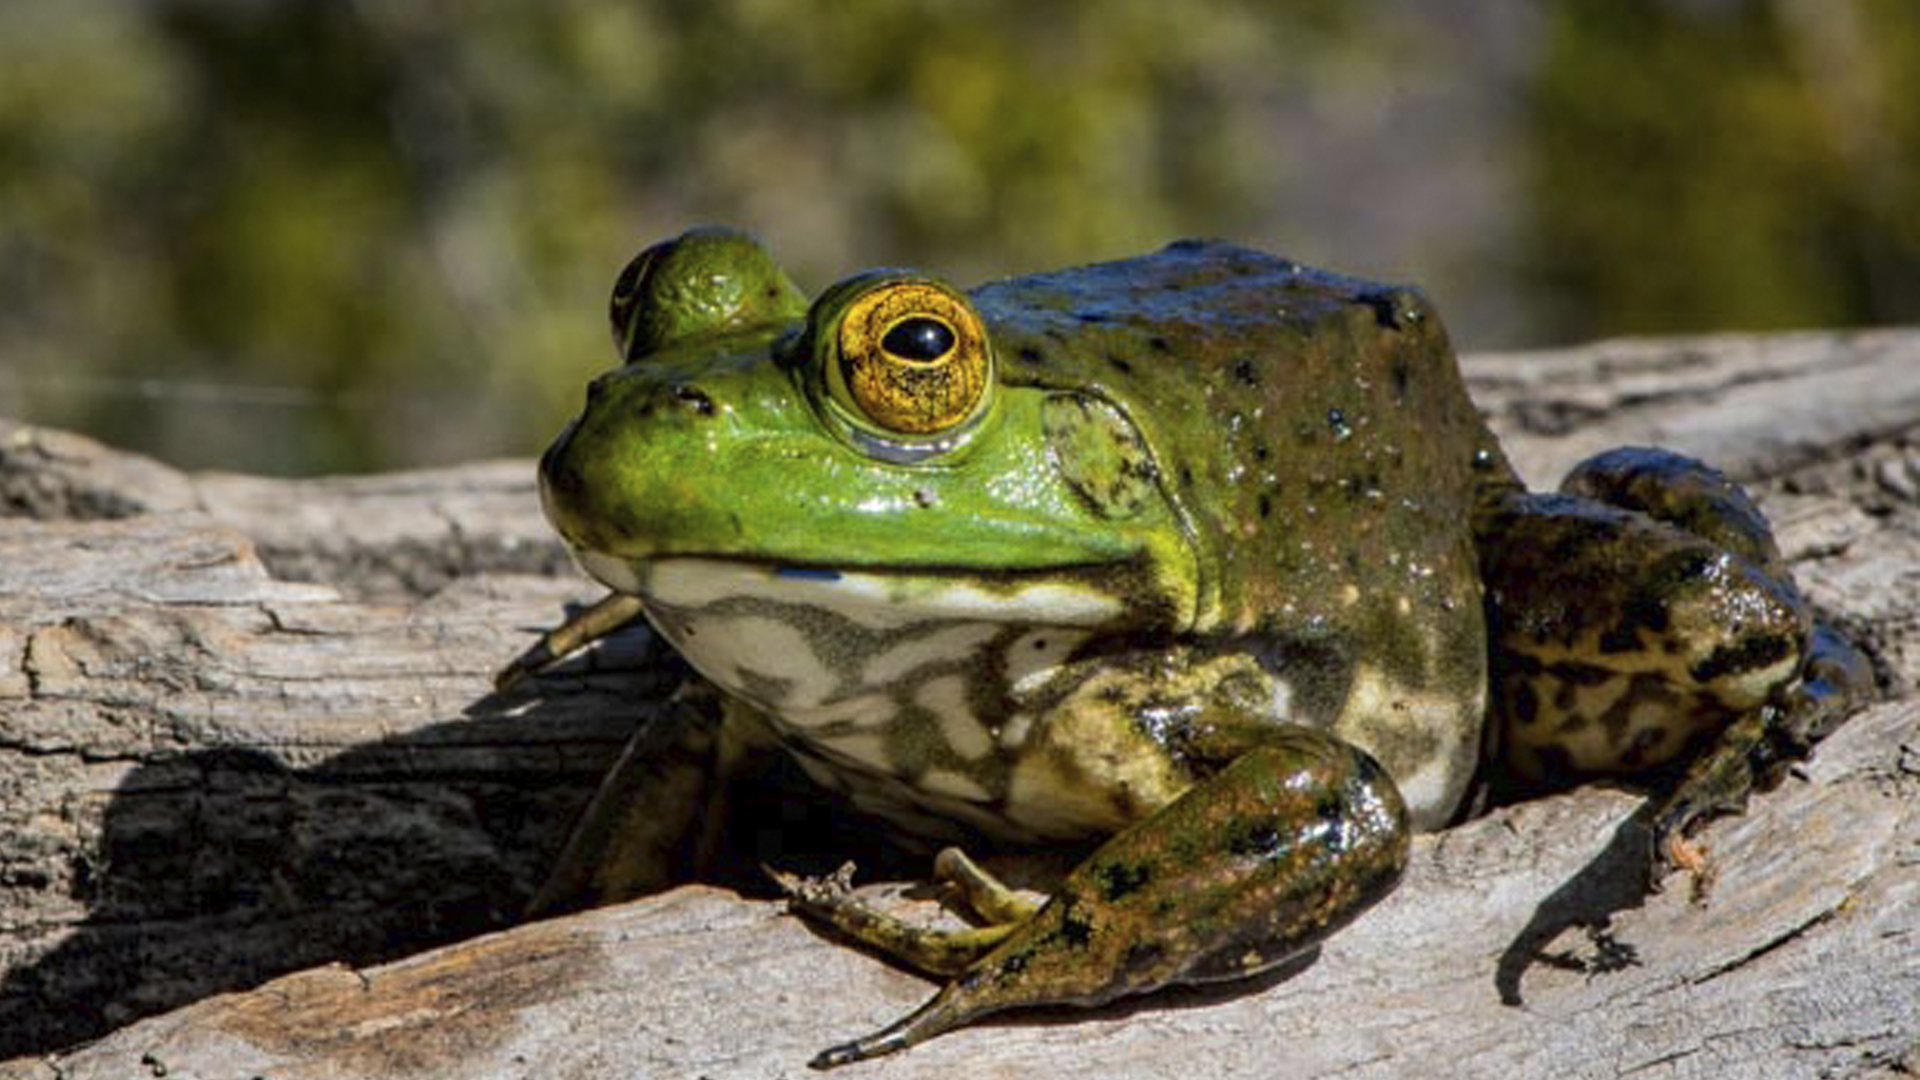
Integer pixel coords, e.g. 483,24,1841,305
2,329,1917,1079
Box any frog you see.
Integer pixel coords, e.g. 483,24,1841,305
504,227,1870,1069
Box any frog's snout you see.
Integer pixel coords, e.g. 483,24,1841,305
536,414,591,544
537,370,732,557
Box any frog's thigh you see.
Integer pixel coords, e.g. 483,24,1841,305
1559,446,1788,575
810,727,1408,1068
1482,492,1810,784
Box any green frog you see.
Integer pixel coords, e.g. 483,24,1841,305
505,228,1869,1069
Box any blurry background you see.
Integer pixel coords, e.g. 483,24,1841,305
1,0,1914,475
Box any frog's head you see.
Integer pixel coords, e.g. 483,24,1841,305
538,228,1196,636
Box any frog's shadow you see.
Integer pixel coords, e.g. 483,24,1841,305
0,701,571,1058
0,630,922,1061
1490,795,1663,1006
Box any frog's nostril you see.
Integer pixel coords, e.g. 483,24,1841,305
672,385,716,417
586,375,610,404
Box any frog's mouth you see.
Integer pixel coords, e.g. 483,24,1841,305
574,550,1137,630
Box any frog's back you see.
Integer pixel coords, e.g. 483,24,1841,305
975,241,1518,824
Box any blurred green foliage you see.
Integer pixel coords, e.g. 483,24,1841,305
0,0,1913,474
1525,0,1920,339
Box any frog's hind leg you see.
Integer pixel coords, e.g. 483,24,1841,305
1480,447,1872,881
1562,450,1875,743
1561,447,1874,749
797,728,1409,1069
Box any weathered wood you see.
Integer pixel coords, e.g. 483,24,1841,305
2,329,1918,1079
1467,328,1920,488
5,704,1915,1080
0,426,657,1058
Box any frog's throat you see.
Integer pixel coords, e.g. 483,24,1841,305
574,551,1140,631
572,551,1181,843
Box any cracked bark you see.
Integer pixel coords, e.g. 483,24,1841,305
2,330,1918,1080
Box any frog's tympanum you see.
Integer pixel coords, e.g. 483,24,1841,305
508,228,1869,1068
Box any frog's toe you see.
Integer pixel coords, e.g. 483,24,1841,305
1654,831,1719,904
932,847,1040,926
1782,624,1875,749
768,860,859,907
807,975,1008,1070
808,1006,935,1070
495,591,649,692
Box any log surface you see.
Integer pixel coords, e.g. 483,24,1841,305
2,330,1918,1079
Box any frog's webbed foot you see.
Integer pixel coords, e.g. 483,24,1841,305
494,590,647,692
770,853,1029,977
1643,623,1875,898
793,729,1410,1069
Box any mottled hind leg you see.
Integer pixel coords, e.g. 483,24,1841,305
1559,447,1790,576
800,727,1408,1069
1481,447,1872,886
1564,451,1880,726
1558,447,1878,728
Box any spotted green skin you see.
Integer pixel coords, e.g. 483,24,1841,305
531,229,1853,1067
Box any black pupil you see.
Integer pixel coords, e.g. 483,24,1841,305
882,317,955,361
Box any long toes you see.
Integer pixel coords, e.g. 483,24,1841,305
768,861,860,908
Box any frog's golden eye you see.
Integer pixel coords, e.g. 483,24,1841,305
830,281,991,436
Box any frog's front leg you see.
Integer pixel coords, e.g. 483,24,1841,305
789,726,1408,1069
494,591,647,692
501,591,786,912
529,687,775,914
